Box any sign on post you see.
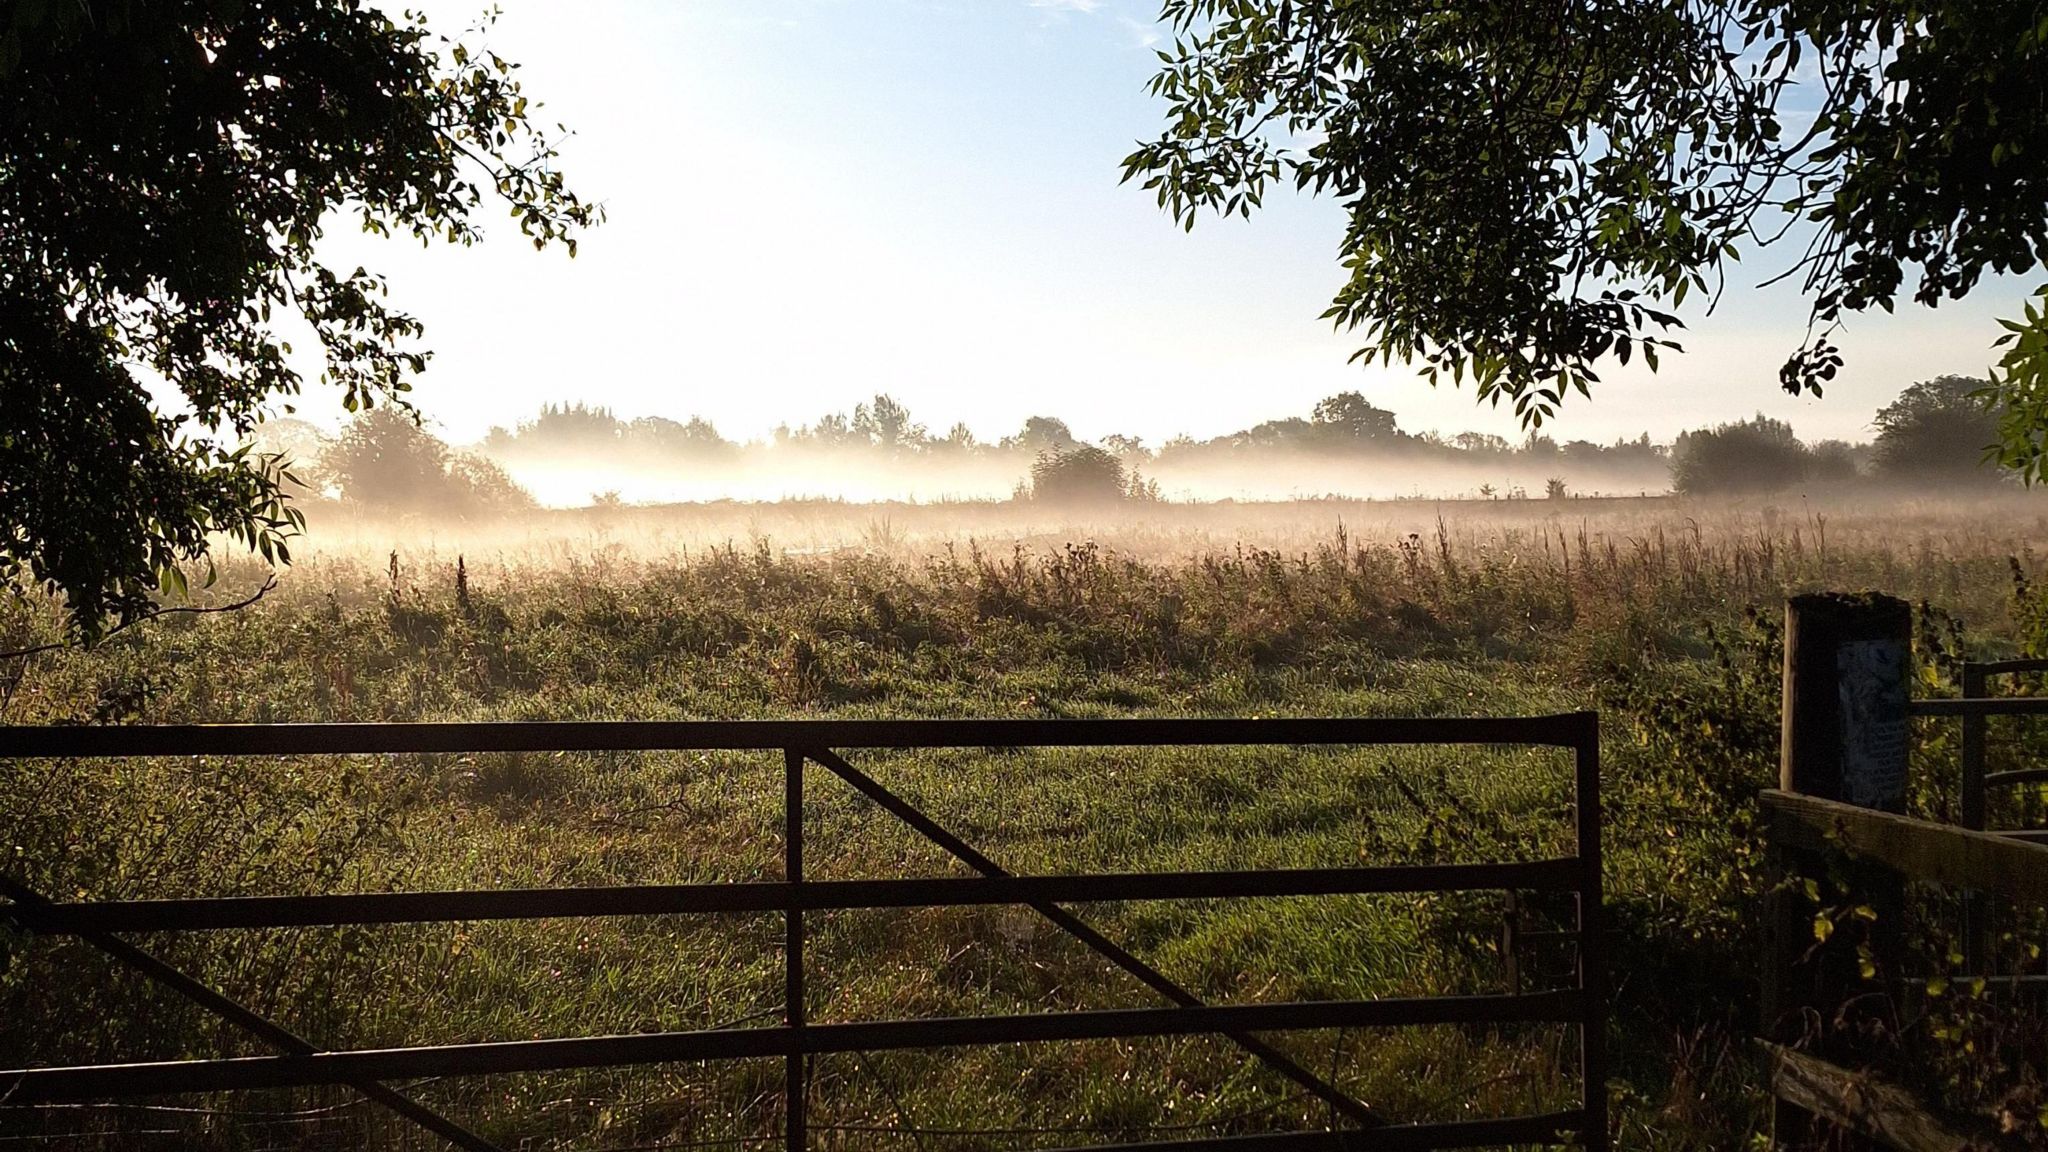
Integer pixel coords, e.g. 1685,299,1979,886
1834,636,1908,811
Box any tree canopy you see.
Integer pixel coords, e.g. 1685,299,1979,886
1,0,595,639
1871,374,2002,481
1123,0,2048,466
320,409,535,516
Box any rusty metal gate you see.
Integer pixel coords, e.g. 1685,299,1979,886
0,714,1607,1151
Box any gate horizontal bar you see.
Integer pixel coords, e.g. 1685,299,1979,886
8,860,1583,933
1035,1109,1587,1150
1963,658,2048,677
1984,767,2048,787
0,714,1595,759
0,991,1582,1100
1906,697,2048,717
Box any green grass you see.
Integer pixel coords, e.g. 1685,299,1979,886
0,511,2041,1149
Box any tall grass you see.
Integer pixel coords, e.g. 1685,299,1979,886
0,499,2042,1149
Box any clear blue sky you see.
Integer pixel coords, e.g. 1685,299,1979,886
307,0,2041,448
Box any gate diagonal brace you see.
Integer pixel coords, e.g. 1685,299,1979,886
798,746,1386,1129
0,873,505,1152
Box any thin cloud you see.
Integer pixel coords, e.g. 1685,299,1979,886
1117,14,1163,47
1027,0,1104,13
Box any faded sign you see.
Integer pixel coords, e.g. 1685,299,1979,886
1837,638,1908,810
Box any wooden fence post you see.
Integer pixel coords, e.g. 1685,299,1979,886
1959,663,1991,976
1769,593,1912,1151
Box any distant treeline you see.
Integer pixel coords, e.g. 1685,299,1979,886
480,391,1667,471
478,375,2007,492
257,374,2013,513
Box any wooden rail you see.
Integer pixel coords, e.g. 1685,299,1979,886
0,713,1608,1152
1760,790,2048,905
1757,1042,1983,1152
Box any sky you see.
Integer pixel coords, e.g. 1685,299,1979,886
303,0,2042,450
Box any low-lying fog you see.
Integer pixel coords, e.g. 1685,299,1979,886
494,448,1672,507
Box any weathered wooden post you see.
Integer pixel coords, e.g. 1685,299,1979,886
1781,593,1912,812
1769,592,1912,1150
1959,662,1991,975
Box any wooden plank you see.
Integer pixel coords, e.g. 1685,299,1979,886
1761,791,2048,905
1757,1041,1981,1152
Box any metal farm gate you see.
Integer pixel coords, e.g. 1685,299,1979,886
0,715,1608,1151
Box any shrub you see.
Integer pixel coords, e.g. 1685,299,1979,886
1806,439,1861,481
1028,445,1127,504
1671,414,1811,494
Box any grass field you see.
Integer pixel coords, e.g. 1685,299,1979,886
2,492,2044,1149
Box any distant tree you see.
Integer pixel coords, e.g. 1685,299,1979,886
932,422,979,454
321,409,450,509
627,416,734,458
1028,446,1127,504
1545,478,1569,500
1310,392,1401,441
1604,433,1666,465
447,455,538,516
1453,433,1513,456
1871,375,2003,482
322,410,534,516
1101,434,1151,462
520,402,624,448
1807,439,1862,482
1233,417,1318,449
1008,416,1078,455
1671,415,1811,495
851,394,926,451
809,412,855,446
1,3,593,638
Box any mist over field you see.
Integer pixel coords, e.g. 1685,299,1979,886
481,444,1676,506
260,375,2020,524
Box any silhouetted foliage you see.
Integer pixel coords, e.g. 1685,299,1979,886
0,2,593,638
1009,416,1080,455
1029,446,1128,505
1310,392,1402,440
322,410,534,517
1871,375,2002,482
1806,439,1862,483
852,395,925,452
1671,415,1813,495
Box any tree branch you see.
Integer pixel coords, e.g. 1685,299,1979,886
0,575,279,662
